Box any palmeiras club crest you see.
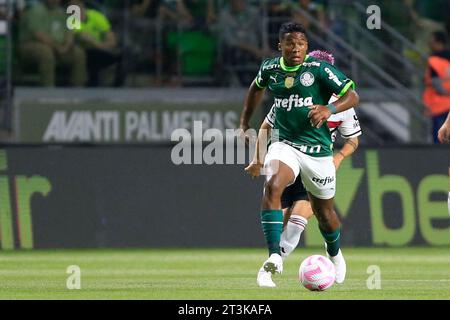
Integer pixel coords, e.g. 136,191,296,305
300,72,315,87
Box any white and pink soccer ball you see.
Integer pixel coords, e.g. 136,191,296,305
299,255,336,291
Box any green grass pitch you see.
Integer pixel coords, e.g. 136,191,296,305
0,247,449,300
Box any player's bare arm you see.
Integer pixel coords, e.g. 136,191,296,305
240,80,266,131
245,120,272,179
437,112,450,143
308,89,360,128
333,137,359,170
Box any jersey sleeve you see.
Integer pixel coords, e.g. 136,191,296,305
319,63,355,97
254,60,271,89
337,108,362,139
265,105,275,128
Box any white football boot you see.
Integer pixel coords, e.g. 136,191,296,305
256,268,276,287
326,246,346,284
257,253,283,287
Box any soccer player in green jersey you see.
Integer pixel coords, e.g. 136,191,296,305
240,22,359,287
247,49,362,262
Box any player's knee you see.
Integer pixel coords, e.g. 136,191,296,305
263,179,284,203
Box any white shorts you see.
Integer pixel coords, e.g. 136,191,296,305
264,141,336,200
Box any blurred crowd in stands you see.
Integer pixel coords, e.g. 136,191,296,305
1,0,450,88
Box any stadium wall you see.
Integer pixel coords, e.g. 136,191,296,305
0,145,448,250
13,88,414,144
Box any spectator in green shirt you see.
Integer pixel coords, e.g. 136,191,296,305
18,0,87,86
69,0,125,86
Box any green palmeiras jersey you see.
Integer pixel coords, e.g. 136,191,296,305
255,55,355,157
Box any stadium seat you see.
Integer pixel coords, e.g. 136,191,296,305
167,30,216,77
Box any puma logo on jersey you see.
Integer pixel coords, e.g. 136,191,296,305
274,95,313,111
324,67,342,86
270,75,277,83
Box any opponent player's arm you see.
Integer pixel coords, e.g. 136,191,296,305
309,89,359,128
245,120,271,178
333,137,359,170
240,80,266,131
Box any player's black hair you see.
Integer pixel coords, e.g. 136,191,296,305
278,22,307,41
432,31,448,45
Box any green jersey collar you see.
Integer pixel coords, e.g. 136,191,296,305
280,55,309,72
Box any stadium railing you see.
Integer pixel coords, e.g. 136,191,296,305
284,0,431,144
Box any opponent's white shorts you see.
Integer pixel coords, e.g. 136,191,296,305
264,141,336,200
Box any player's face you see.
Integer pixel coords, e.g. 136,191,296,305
279,32,308,66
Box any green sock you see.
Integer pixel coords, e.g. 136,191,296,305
320,227,341,257
261,209,283,255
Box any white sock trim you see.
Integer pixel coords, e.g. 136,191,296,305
288,215,308,228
